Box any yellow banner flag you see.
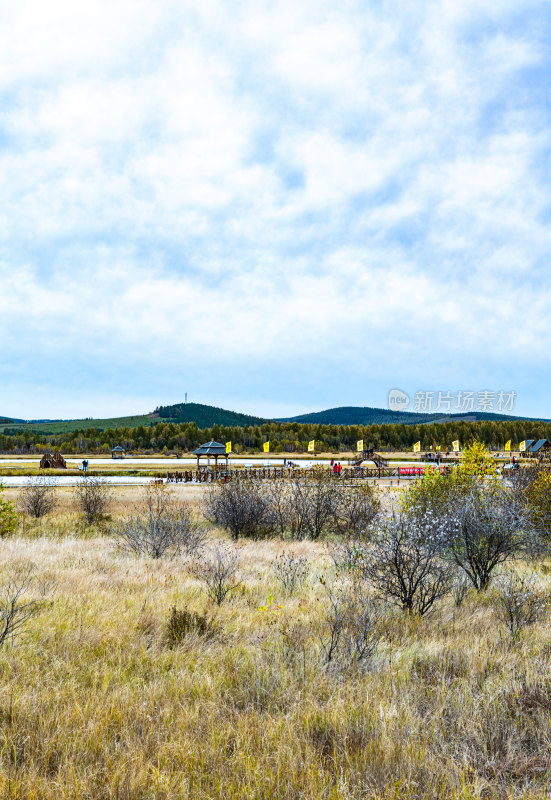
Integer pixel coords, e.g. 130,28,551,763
519,440,526,452
413,441,421,453
263,441,269,453
225,441,231,454
357,439,364,452
504,440,511,451
308,440,315,453
452,440,460,452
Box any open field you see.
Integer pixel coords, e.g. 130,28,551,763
0,484,549,798
0,413,159,435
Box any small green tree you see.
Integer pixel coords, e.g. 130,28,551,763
0,484,17,538
401,442,498,515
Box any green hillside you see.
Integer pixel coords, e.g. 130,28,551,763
277,406,548,426
0,402,268,436
0,413,159,436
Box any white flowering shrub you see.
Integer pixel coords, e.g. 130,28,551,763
354,510,455,616
441,484,538,590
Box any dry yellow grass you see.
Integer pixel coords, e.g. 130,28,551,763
0,498,549,798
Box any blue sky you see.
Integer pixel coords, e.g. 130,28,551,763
1,0,551,420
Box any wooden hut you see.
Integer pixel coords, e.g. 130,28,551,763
529,439,551,459
40,452,67,469
111,445,125,459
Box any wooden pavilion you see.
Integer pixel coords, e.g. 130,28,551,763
111,445,125,459
192,441,229,470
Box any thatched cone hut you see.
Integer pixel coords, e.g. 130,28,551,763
40,452,67,469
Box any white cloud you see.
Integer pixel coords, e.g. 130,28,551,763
1,0,550,418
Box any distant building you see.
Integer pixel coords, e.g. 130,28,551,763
111,445,125,459
529,439,551,457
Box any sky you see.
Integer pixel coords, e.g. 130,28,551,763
1,0,551,421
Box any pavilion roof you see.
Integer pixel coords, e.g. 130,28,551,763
529,439,549,453
192,441,227,456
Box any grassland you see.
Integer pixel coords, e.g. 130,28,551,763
0,413,158,436
0,485,549,798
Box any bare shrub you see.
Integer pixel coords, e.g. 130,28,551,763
320,581,385,670
263,481,291,537
333,483,381,539
0,564,45,648
271,551,310,594
19,476,58,518
360,511,454,615
452,572,471,607
204,481,275,540
493,570,546,640
190,543,241,605
111,483,204,559
74,477,111,524
164,605,217,647
287,474,340,540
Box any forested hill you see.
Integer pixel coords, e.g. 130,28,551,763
0,401,547,438
155,403,268,427
0,403,269,436
277,406,547,426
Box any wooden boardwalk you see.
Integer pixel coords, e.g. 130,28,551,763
165,464,428,483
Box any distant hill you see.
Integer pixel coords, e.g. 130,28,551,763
156,402,268,428
0,402,269,436
276,406,549,426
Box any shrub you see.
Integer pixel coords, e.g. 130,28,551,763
320,582,385,670
452,572,471,607
0,483,17,538
18,476,57,518
287,474,340,540
272,551,310,594
74,477,111,524
111,483,204,559
401,442,498,516
493,570,546,640
0,564,44,647
443,484,537,590
190,543,241,605
332,483,381,539
359,510,454,615
526,471,551,537
204,481,275,540
164,605,217,647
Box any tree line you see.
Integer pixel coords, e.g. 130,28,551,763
1,417,550,455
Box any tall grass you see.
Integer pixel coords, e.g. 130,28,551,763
0,517,549,797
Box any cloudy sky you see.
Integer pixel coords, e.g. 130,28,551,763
1,0,550,420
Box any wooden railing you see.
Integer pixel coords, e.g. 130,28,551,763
165,464,421,483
